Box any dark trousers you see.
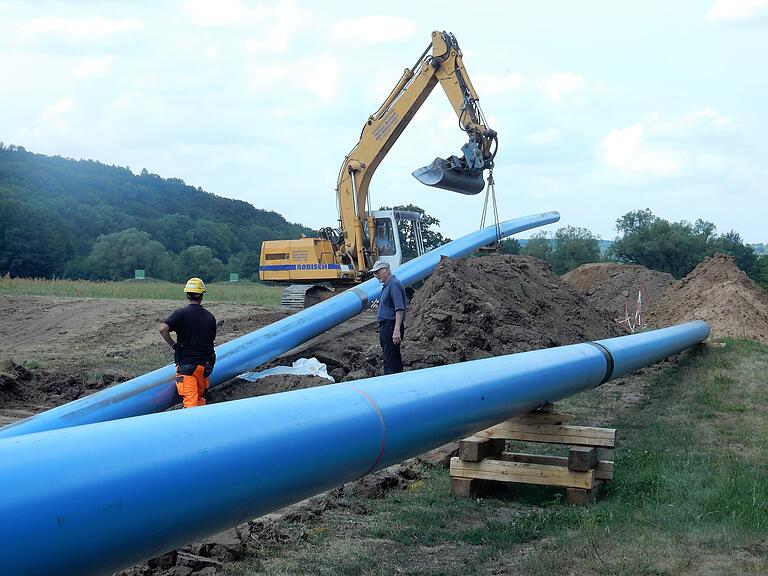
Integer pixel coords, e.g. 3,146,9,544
379,320,404,375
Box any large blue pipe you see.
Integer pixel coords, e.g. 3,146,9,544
0,211,560,439
0,321,709,576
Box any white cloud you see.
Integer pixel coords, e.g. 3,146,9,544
645,107,732,134
598,123,686,176
706,0,768,22
33,96,78,138
243,0,312,53
204,45,219,61
524,128,561,146
247,54,340,106
331,16,417,45
597,108,735,178
304,55,340,105
473,73,527,96
74,55,114,79
184,0,310,50
540,73,587,103
183,0,263,26
21,17,142,43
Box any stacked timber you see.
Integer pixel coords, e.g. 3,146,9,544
449,408,616,505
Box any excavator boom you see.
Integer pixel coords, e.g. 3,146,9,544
260,31,497,302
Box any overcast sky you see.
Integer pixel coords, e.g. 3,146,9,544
1,0,766,243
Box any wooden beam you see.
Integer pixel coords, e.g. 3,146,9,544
450,477,491,497
458,436,505,462
566,480,604,505
495,452,614,480
568,447,598,472
477,420,617,448
449,457,594,489
509,411,574,426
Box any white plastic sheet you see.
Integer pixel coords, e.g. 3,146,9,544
238,357,335,383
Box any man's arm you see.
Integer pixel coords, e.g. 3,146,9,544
393,310,404,345
159,323,177,350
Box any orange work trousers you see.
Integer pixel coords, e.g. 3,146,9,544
175,364,209,408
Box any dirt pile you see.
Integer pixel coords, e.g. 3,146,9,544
648,253,768,343
403,255,623,369
0,359,128,425
562,263,675,324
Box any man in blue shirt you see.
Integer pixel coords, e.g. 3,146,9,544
371,260,407,374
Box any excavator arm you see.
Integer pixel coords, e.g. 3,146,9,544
334,30,498,277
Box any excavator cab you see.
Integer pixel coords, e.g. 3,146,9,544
371,210,424,269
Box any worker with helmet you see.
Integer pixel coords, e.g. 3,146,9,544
159,277,217,408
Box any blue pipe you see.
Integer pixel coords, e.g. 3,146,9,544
0,211,560,439
0,321,708,576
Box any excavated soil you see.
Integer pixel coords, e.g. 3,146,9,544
272,255,624,383
562,262,675,326
648,253,768,343
404,255,623,368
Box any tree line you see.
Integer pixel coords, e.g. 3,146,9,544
2,146,765,290
0,145,314,282
498,208,767,290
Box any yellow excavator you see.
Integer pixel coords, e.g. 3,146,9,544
259,30,498,307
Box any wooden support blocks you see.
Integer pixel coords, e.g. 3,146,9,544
566,482,602,505
451,477,491,497
458,436,505,462
450,457,594,489
568,447,598,471
450,409,616,505
477,421,617,447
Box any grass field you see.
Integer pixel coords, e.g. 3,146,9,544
0,277,283,306
226,339,768,575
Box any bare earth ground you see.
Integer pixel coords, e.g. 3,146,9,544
2,254,767,575
0,297,290,423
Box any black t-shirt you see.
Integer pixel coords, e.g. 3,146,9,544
164,304,217,365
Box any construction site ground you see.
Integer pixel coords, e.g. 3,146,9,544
1,254,767,575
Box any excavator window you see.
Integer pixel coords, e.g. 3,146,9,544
375,221,397,256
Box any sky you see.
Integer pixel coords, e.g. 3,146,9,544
1,0,767,243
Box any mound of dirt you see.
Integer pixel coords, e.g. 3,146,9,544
648,253,768,343
403,255,623,369
562,262,675,326
0,359,127,426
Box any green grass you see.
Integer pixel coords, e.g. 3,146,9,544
0,277,282,306
226,339,768,575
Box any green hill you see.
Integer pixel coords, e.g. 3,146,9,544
0,144,314,281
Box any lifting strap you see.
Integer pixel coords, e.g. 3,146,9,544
479,170,502,250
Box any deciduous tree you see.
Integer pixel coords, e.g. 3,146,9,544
551,226,601,274
84,228,174,280
522,231,553,261
176,245,224,282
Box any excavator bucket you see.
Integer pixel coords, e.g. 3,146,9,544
412,156,485,195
